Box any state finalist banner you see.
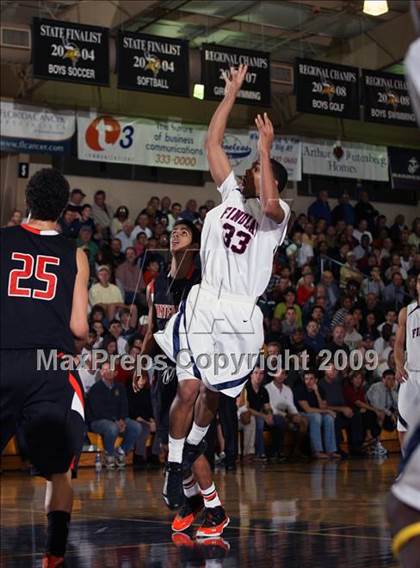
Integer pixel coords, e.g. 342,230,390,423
362,70,417,127
302,139,388,181
77,112,301,179
295,58,360,120
32,18,109,86
389,147,420,190
117,31,189,96
201,44,271,106
0,100,75,153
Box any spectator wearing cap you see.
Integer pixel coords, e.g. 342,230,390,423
115,247,145,308
340,252,363,289
115,222,135,253
77,224,99,268
181,199,199,223
331,193,355,226
307,190,331,226
68,188,86,215
89,265,126,320
92,190,114,238
111,206,131,237
132,213,152,240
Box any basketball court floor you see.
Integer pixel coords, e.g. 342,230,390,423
1,457,398,567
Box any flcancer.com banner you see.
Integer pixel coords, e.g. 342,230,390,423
77,112,302,181
302,139,389,181
0,100,75,153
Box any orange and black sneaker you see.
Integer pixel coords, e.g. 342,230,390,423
195,506,230,538
172,494,204,532
42,554,65,568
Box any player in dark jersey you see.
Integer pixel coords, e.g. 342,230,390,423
134,219,221,532
0,168,89,568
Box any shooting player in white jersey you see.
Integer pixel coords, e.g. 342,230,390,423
154,64,291,534
395,275,420,445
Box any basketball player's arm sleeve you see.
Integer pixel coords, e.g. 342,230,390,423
70,248,89,343
217,170,240,202
205,91,237,187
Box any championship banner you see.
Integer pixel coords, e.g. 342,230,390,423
295,58,360,120
389,147,420,190
0,100,75,153
201,44,270,106
302,139,388,181
77,113,207,170
117,31,189,96
32,18,109,86
362,69,417,127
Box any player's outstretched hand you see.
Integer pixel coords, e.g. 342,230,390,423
222,64,248,98
255,112,274,153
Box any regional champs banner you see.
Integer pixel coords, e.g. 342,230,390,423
302,139,389,181
0,100,75,153
77,112,302,180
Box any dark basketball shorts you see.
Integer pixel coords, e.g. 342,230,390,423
0,349,86,479
151,360,178,446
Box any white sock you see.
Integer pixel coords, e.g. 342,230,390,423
186,422,209,446
183,474,200,498
168,435,185,463
200,482,221,508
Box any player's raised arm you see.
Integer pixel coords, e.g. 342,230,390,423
70,248,89,343
255,113,285,224
395,307,408,383
205,64,248,186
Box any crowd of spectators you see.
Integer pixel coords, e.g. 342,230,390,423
7,185,419,468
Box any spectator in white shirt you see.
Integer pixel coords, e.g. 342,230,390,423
353,219,373,244
343,314,362,351
265,370,308,459
377,309,398,335
132,213,153,240
167,202,182,231
115,222,135,252
89,265,126,321
109,320,128,355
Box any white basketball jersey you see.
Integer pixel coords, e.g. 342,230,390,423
199,171,290,298
406,301,420,371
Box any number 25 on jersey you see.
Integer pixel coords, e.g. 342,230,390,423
7,252,60,301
